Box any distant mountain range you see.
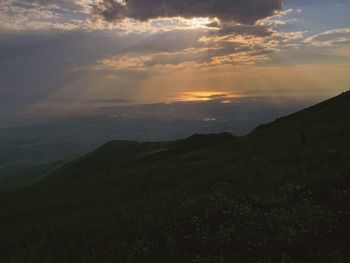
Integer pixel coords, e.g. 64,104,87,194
0,92,349,262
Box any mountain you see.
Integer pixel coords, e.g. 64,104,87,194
0,92,349,263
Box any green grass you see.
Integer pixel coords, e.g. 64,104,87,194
0,92,350,262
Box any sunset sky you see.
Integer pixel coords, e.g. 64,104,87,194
1,0,350,121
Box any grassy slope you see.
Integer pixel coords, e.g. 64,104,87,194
0,163,61,190
0,92,350,262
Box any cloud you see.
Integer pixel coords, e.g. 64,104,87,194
90,23,307,71
95,39,274,70
305,28,350,47
1,0,286,33
211,24,274,37
0,0,88,31
92,0,283,25
19,0,87,12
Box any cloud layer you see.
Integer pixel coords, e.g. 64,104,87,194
92,0,283,24
20,0,87,11
306,28,350,47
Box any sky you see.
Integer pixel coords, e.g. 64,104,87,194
0,0,350,122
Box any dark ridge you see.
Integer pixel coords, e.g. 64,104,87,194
252,91,350,133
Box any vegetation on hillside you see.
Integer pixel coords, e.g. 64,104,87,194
0,92,350,262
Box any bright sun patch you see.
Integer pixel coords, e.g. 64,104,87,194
190,17,212,28
173,91,240,102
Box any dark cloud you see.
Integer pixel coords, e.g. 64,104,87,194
92,0,283,24
0,31,137,118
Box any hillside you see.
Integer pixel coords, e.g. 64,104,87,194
0,92,350,263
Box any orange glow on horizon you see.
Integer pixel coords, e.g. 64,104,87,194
173,91,240,102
